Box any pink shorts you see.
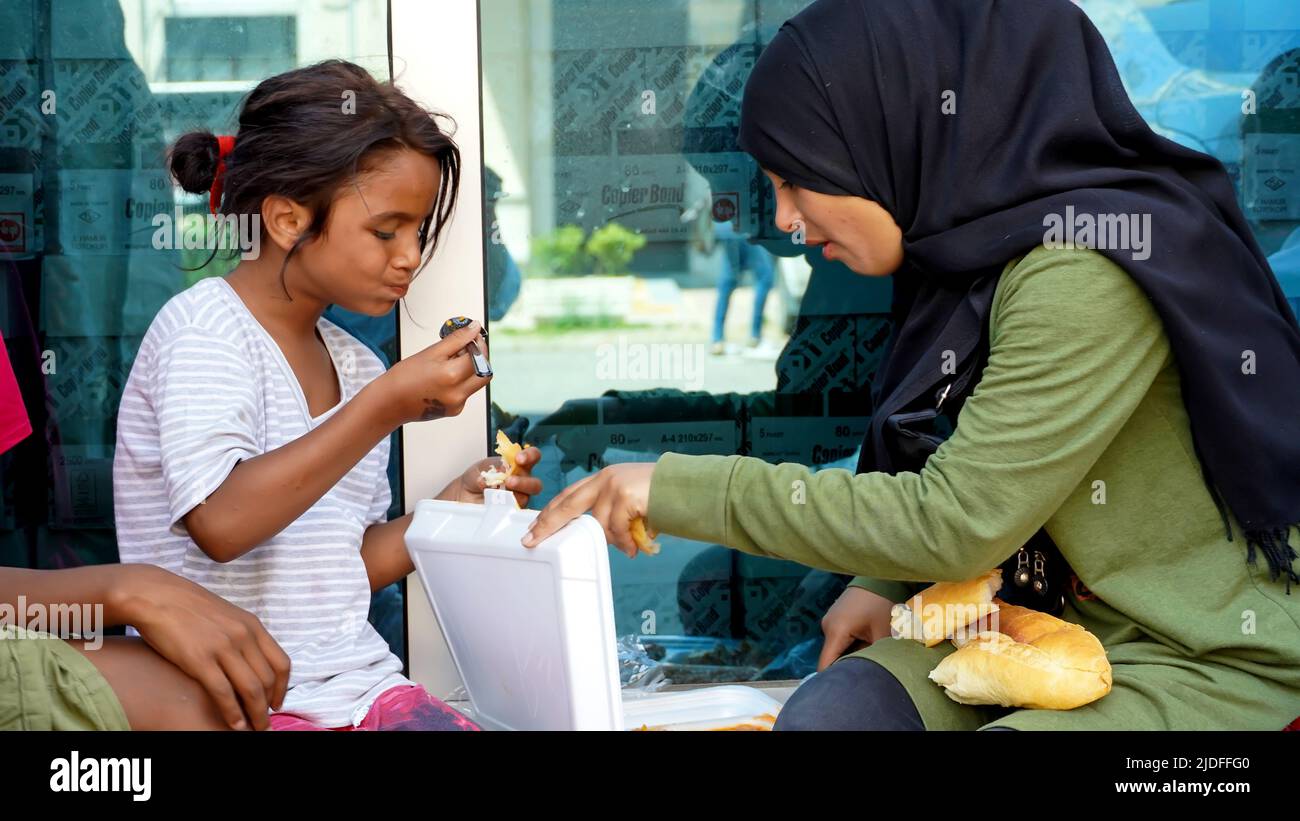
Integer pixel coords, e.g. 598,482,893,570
268,684,480,731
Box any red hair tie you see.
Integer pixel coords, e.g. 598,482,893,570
209,135,236,214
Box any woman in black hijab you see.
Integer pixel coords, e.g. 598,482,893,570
529,0,1300,730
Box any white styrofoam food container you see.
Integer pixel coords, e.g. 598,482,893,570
404,489,783,731
622,686,782,731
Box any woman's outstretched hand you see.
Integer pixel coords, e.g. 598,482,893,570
522,463,656,556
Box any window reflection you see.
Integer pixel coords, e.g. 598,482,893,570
481,0,1300,683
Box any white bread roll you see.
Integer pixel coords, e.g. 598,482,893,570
929,600,1112,710
890,569,1002,647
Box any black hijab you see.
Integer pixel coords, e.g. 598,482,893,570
737,0,1300,588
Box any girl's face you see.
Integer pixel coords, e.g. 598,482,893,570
762,168,904,276
296,147,442,315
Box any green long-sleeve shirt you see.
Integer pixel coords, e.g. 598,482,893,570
648,245,1300,730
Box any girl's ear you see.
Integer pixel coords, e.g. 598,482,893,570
261,194,313,252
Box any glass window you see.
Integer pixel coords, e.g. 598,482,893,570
1082,0,1300,311
479,0,1300,685
0,0,402,659
164,16,297,82
481,0,894,684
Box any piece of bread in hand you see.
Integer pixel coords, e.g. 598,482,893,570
929,599,1112,710
889,569,1002,647
481,431,533,511
494,430,524,476
483,430,533,487
480,465,509,488
629,516,660,556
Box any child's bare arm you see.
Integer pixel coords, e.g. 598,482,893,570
183,323,489,563
360,513,416,593
183,379,398,562
1,564,135,629
0,564,290,730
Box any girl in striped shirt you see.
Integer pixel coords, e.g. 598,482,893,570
113,60,541,730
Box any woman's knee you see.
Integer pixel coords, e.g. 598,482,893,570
774,657,925,731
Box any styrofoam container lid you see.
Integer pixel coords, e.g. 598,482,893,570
405,489,785,731
406,489,624,730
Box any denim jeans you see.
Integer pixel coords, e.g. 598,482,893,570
773,656,1018,731
711,224,775,343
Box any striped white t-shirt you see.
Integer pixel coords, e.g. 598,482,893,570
113,276,408,728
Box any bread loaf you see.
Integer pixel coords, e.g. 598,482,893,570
889,569,1002,647
929,600,1112,710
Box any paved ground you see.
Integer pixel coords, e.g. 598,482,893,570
489,285,788,415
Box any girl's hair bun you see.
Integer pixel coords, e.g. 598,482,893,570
168,130,222,194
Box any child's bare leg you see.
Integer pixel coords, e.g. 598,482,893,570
68,636,233,730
